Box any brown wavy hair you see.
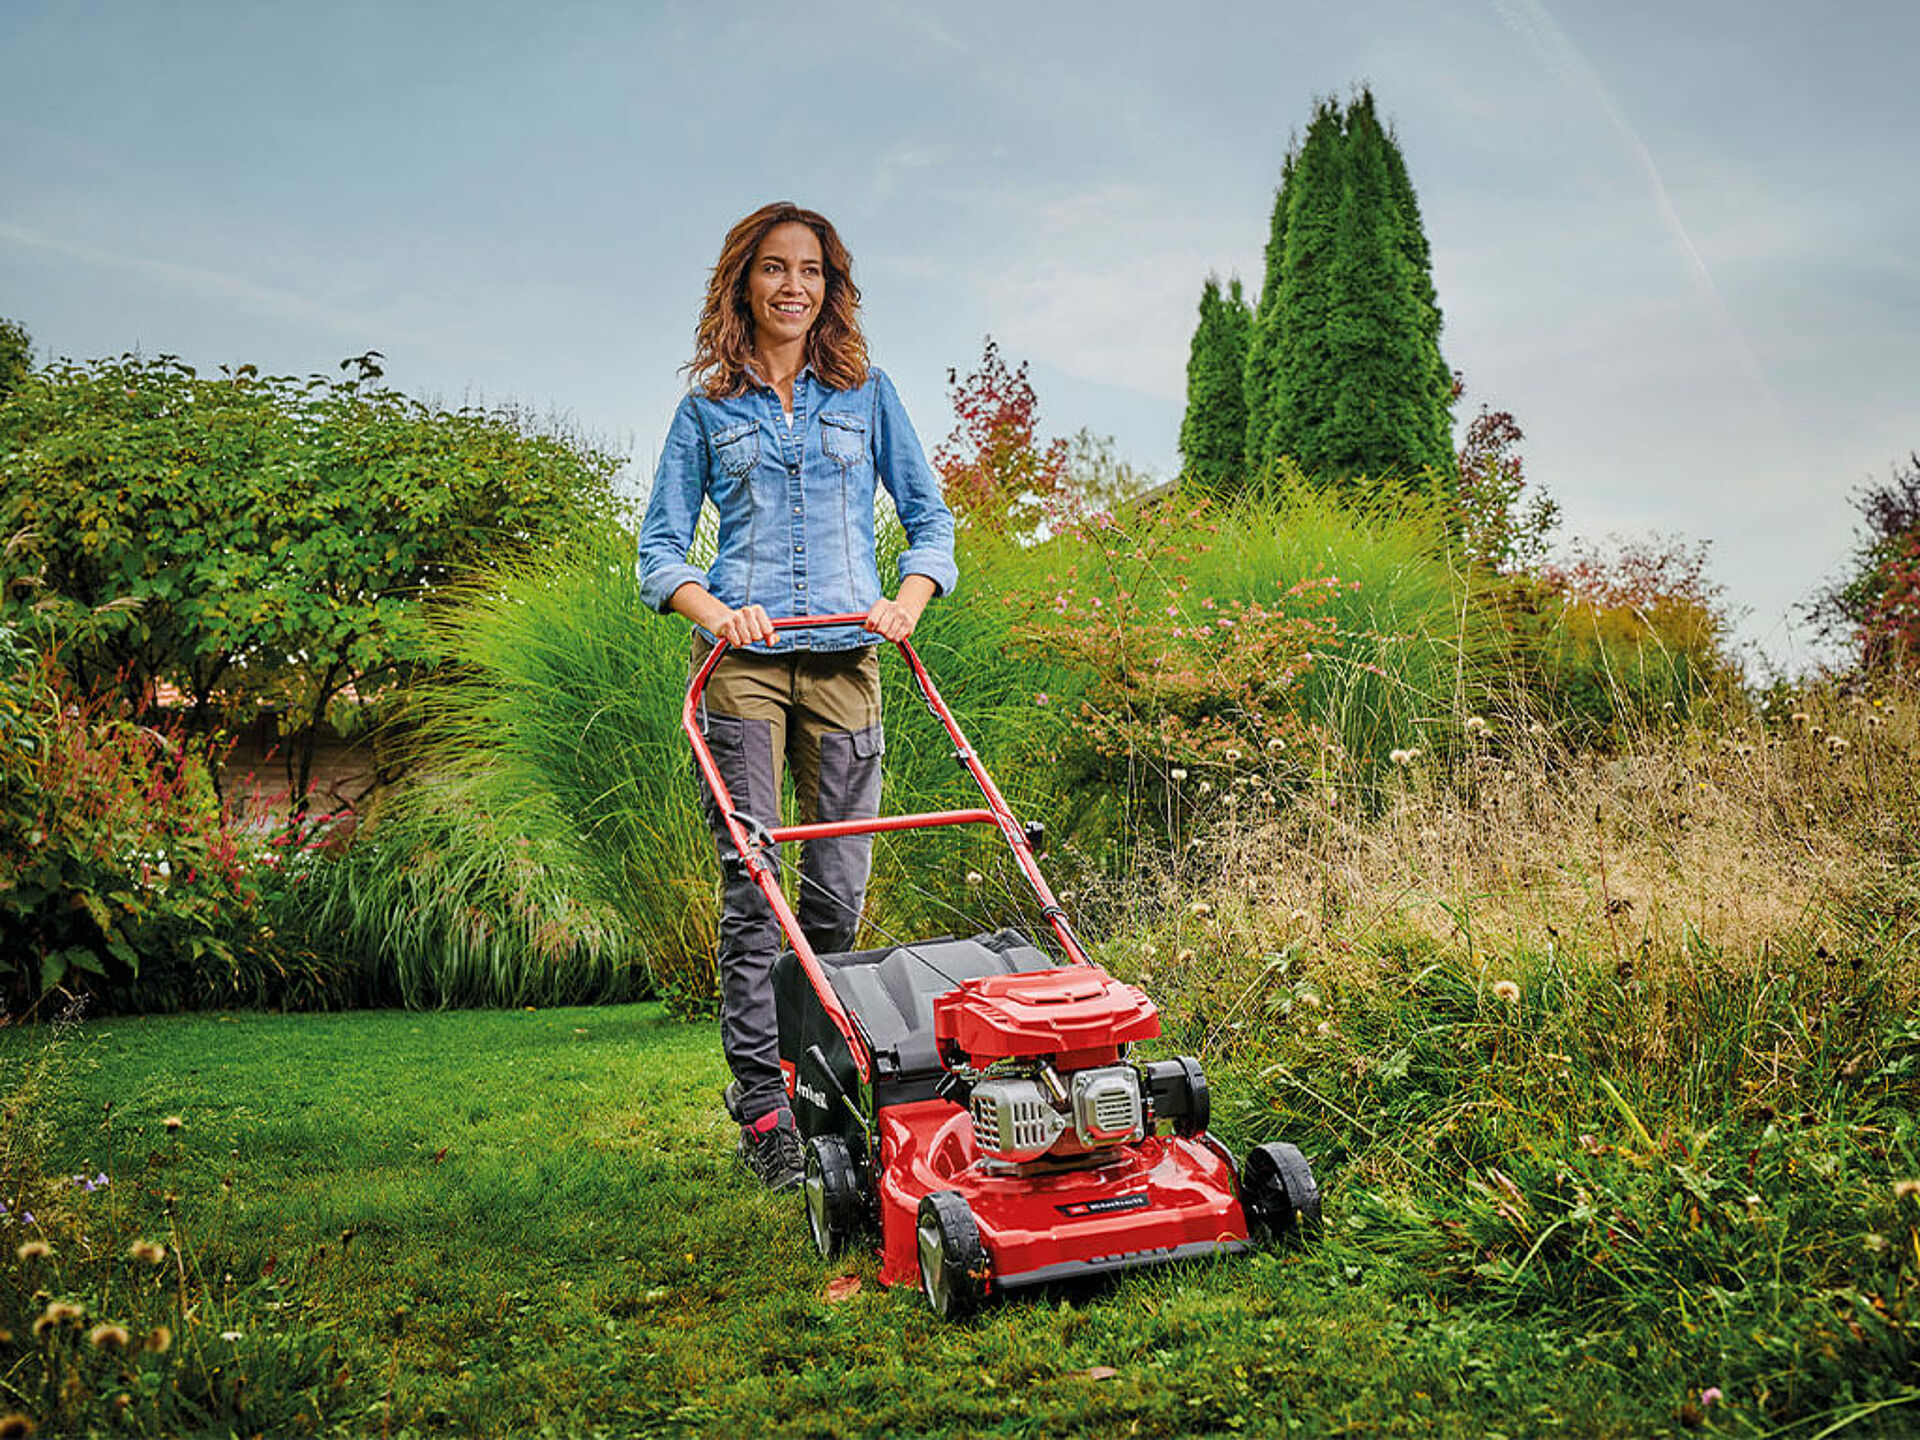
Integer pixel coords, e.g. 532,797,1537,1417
685,202,870,397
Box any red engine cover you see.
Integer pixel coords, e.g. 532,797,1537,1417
933,965,1160,1066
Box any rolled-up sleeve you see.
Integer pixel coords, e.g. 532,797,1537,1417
871,370,959,598
636,396,712,614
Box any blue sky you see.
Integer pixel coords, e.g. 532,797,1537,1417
4,0,1916,668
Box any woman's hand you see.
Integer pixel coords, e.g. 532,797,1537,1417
668,583,777,647
714,603,778,648
864,575,937,642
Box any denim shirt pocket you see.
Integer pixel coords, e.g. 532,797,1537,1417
711,420,759,479
819,411,869,469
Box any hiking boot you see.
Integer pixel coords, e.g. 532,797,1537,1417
738,1108,804,1192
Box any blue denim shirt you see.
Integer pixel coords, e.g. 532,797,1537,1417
637,366,959,653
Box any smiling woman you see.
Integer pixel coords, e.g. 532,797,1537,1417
635,202,957,1193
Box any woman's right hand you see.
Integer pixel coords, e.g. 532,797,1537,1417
667,582,778,647
713,603,778,648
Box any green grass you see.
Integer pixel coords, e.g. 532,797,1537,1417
6,999,1914,1438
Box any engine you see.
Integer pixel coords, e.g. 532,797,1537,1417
933,966,1211,1169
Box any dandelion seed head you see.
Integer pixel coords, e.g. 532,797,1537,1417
1169,767,1188,782
87,1323,130,1350
1894,1179,1920,1201
15,1240,50,1262
1175,948,1196,964
1492,979,1521,1005
162,1116,183,1134
1188,901,1213,917
128,1240,166,1265
144,1325,172,1354
1464,716,1488,735
964,870,984,886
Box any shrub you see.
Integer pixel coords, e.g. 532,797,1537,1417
269,775,644,1010
0,351,623,814
1477,533,1731,742
1007,471,1477,844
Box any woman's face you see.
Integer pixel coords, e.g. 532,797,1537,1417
745,221,826,349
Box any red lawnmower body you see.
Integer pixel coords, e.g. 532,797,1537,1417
684,616,1311,1312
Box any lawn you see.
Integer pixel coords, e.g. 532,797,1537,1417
8,999,1906,1439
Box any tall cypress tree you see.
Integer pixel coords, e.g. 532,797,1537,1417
1240,89,1452,492
1179,275,1252,495
1320,93,1448,487
1241,149,1293,476
1374,99,1456,488
1261,99,1345,476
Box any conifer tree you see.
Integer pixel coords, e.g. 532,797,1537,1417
1239,90,1452,491
1241,150,1293,474
1320,94,1449,488
1178,275,1252,494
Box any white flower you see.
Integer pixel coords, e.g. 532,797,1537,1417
1169,767,1187,782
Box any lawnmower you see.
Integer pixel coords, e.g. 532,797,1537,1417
685,615,1320,1318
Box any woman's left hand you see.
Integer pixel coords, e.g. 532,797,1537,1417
862,596,919,641
863,576,936,641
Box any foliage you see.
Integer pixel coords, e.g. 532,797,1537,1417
930,337,1069,537
272,774,644,1010
1807,452,1920,673
0,318,30,404
1320,92,1455,492
1177,276,1252,496
1452,377,1558,574
1,633,253,1010
1004,473,1477,861
1244,90,1453,491
0,351,623,812
1471,533,1729,739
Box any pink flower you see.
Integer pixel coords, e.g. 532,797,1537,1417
1701,1387,1723,1406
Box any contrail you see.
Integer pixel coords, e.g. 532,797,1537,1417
0,220,425,350
1489,0,1785,424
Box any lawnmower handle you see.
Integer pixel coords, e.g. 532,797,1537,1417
680,611,1094,1081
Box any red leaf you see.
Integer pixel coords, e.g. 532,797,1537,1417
430,1146,449,1166
261,1252,278,1277
824,1275,862,1303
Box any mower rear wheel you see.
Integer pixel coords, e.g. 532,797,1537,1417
916,1191,992,1320
1243,1141,1322,1241
803,1135,861,1260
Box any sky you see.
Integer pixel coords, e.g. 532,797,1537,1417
3,0,1916,670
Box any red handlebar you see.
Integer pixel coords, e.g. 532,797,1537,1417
680,613,1089,1081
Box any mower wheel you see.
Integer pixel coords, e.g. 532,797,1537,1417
1243,1141,1322,1242
916,1191,993,1320
803,1135,861,1260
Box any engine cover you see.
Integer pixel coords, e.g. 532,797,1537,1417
934,965,1159,1069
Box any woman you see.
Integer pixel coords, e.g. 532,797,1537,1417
637,202,958,1191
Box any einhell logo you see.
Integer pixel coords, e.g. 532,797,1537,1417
1055,1193,1150,1218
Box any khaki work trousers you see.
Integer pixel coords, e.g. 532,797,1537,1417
690,637,885,1125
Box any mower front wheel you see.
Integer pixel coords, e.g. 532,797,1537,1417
1243,1141,1322,1242
803,1135,862,1260
916,1191,993,1320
